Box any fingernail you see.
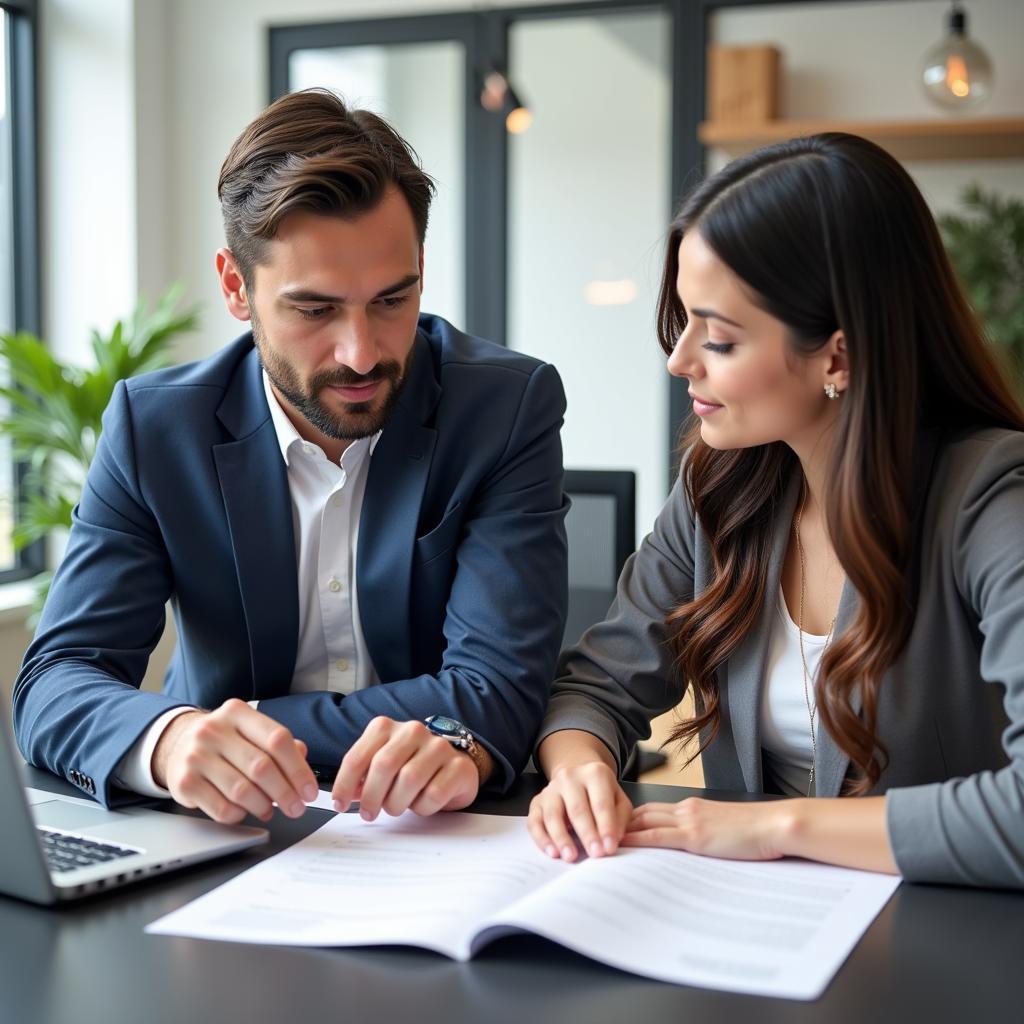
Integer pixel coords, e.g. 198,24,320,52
287,802,303,817
302,784,318,802
332,799,344,813
360,808,373,821
561,845,575,861
589,841,603,858
545,844,557,858
603,836,617,854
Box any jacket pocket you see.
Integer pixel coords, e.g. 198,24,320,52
415,502,463,565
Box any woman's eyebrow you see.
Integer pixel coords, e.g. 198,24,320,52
689,306,745,329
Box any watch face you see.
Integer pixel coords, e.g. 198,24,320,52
427,715,461,736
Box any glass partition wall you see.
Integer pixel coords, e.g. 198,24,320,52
507,11,670,532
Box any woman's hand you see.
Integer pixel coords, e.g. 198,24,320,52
621,797,788,860
622,796,899,874
527,761,633,861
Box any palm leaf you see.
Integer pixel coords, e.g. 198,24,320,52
0,285,199,612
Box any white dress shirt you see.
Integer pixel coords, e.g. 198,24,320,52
759,584,827,797
114,370,380,797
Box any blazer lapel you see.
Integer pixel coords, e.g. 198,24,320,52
726,473,802,792
812,582,859,797
212,344,299,700
358,333,440,682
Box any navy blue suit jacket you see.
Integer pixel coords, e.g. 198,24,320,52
13,315,568,806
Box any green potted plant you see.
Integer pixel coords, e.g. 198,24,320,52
938,184,1024,397
0,286,199,620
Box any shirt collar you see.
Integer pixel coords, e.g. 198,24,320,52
261,368,381,466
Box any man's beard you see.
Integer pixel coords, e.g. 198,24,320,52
252,312,410,442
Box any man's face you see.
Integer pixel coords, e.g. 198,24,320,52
224,188,424,450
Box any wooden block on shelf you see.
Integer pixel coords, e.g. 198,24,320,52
707,44,780,123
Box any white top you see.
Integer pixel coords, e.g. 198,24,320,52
759,585,829,797
113,370,380,797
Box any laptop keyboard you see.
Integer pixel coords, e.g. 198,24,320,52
37,828,142,873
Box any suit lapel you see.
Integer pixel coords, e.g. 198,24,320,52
212,344,299,700
358,333,440,682
726,473,801,792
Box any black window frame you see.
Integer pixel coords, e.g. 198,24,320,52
1,0,44,584
268,0,859,490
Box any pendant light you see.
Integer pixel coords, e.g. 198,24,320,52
921,2,994,110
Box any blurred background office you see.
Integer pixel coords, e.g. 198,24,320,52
2,0,1023,782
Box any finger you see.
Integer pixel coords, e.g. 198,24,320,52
541,793,581,862
219,733,307,819
229,704,318,808
585,778,631,855
355,727,427,820
331,717,393,810
629,802,675,817
527,795,560,858
625,808,679,833
199,756,275,822
619,828,680,849
172,771,247,826
562,788,603,860
436,755,480,812
409,756,471,817
381,741,450,817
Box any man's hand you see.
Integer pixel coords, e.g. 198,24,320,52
331,717,481,819
152,699,318,824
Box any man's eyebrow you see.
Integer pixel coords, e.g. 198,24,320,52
279,275,421,305
688,306,745,329
375,274,421,298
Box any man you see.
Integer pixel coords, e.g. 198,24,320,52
13,89,567,826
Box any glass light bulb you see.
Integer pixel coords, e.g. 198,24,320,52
921,6,994,110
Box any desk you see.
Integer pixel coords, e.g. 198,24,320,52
2,769,1020,1024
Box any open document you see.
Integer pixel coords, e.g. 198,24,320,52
146,811,900,1000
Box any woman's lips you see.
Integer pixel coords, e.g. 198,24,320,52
690,393,724,416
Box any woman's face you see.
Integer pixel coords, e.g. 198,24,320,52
667,231,843,453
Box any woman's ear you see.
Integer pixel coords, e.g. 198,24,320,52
824,329,849,397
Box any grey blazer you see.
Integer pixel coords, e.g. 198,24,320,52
538,428,1024,889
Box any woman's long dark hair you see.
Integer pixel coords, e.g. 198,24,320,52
661,133,1024,793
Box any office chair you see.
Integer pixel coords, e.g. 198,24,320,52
561,470,666,780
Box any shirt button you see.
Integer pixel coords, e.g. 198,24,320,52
335,659,349,672
333,496,344,507
303,444,314,455
328,578,342,593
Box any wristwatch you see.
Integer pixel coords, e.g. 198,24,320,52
424,715,488,783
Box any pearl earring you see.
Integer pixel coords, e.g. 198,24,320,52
824,382,839,400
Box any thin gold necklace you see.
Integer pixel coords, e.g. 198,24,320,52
794,482,837,797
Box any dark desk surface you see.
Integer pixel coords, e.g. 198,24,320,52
3,769,1020,1024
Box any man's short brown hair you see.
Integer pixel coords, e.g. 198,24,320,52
217,88,436,289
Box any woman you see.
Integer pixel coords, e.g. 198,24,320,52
529,132,1024,889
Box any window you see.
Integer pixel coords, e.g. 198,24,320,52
0,0,43,583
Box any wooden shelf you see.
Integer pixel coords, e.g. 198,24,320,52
698,117,1024,161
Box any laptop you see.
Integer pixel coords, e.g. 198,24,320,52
1,697,268,905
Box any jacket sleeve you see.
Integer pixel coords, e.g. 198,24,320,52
533,475,697,774
12,381,191,806
886,433,1024,888
258,362,569,792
